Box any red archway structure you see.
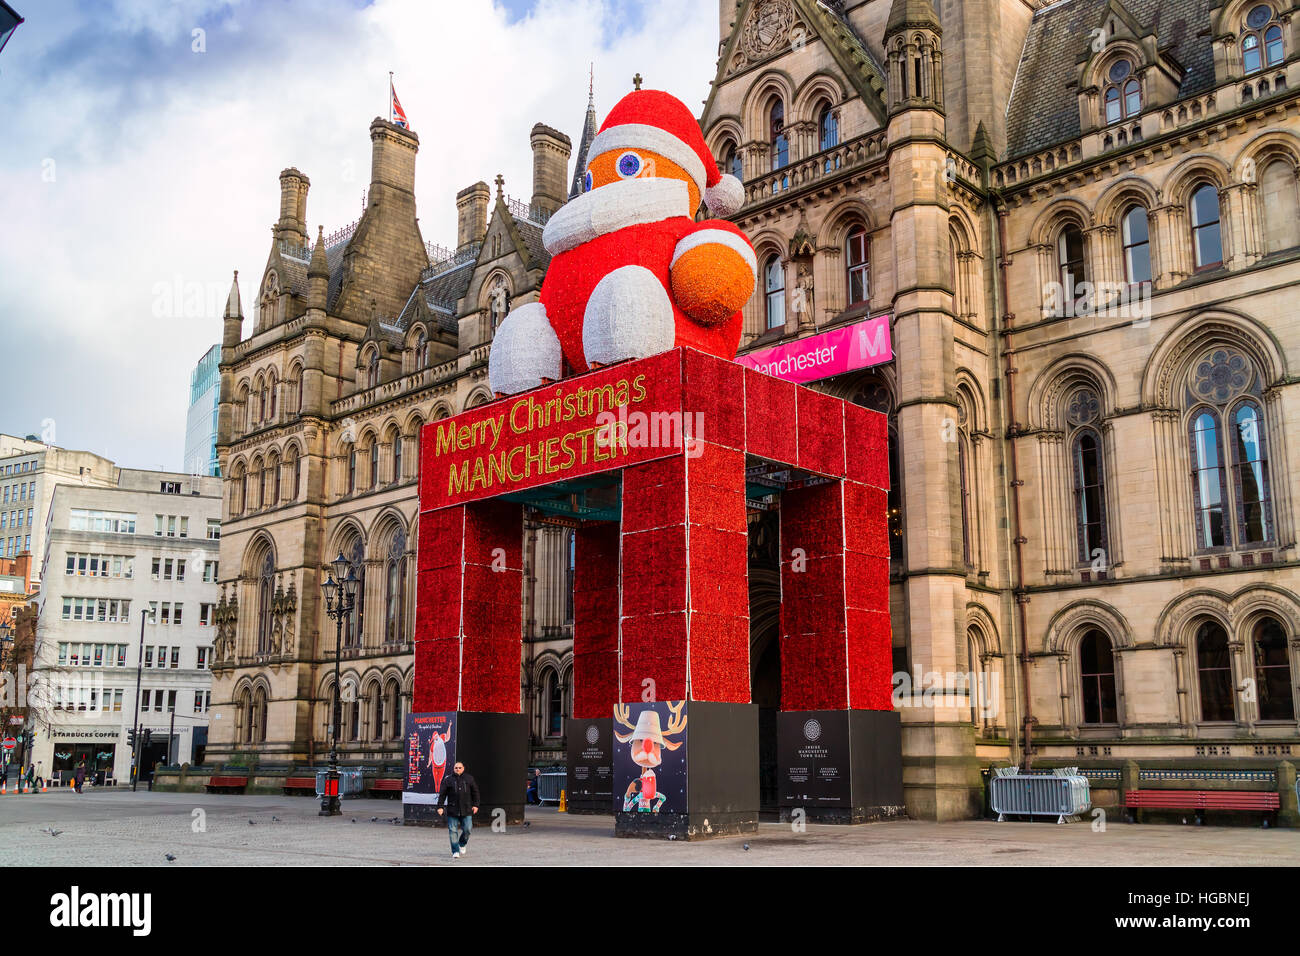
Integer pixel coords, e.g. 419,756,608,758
406,347,900,839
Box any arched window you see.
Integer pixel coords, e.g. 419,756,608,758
1231,401,1272,544
1253,617,1295,720
958,433,973,568
764,256,785,330
370,686,384,743
385,679,403,740
231,463,246,515
346,443,357,496
267,373,277,420
286,447,300,501
546,670,564,737
1121,205,1152,285
818,102,838,151
846,226,870,305
1186,348,1274,549
769,100,788,171
291,367,303,415
237,688,252,742
269,454,281,505
365,349,379,389
251,458,264,510
1241,5,1283,74
368,440,379,491
384,527,408,645
721,140,742,181
414,330,427,371
1189,409,1228,548
1057,224,1088,310
1195,619,1235,722
1260,159,1300,253
1103,59,1141,124
1066,387,1108,566
256,552,274,655
1079,629,1118,723
390,430,403,483
1190,183,1223,269
252,687,267,743
341,538,365,648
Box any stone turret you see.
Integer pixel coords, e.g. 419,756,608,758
885,0,944,115
275,168,310,247
530,123,572,217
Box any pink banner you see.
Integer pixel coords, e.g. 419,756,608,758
735,314,893,384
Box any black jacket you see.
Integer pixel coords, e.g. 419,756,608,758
438,772,480,816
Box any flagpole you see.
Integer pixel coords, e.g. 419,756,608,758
388,72,394,124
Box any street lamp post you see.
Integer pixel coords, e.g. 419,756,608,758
319,552,358,817
131,607,151,792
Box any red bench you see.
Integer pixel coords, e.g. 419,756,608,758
205,775,248,794
284,776,317,795
1125,789,1280,826
368,778,403,798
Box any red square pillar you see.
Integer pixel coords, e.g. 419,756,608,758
413,499,523,713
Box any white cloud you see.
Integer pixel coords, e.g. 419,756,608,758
0,0,718,470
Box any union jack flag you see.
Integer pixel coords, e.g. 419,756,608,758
391,81,409,129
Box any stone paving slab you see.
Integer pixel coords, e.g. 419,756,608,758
1,790,1297,866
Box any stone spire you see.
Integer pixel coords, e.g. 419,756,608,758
308,225,329,312
569,66,599,200
222,270,243,351
886,0,941,35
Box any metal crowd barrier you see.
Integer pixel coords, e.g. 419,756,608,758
990,767,1091,824
538,771,566,804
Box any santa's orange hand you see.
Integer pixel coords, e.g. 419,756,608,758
671,241,756,327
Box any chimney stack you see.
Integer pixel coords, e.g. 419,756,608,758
275,168,309,246
529,123,572,217
456,182,491,250
370,117,419,196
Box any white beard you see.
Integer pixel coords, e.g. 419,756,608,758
542,177,691,257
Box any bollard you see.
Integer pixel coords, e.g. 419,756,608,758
558,789,567,812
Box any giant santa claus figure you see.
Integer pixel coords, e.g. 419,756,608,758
488,88,754,395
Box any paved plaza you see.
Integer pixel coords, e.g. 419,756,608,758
0,789,1297,866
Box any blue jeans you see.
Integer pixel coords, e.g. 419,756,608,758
447,813,472,853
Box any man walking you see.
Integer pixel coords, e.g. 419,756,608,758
435,761,479,860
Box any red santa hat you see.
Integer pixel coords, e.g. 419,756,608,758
586,89,746,218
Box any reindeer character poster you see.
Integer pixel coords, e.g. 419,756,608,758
613,701,687,814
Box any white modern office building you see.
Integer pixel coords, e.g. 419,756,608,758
28,468,222,784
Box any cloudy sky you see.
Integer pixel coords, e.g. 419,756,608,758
0,0,718,471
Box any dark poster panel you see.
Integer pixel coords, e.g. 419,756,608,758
777,711,851,806
613,701,687,815
566,717,613,809
404,712,456,804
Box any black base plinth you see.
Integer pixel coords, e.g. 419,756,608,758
778,709,905,824
565,717,614,814
403,711,528,827
614,701,759,841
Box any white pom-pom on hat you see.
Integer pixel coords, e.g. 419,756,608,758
704,174,745,218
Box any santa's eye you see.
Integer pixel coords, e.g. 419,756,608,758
616,152,643,178
583,170,593,192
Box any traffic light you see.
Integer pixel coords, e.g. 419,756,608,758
128,728,137,749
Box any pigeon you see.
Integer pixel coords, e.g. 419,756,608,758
271,816,280,822
351,818,357,823
165,853,176,862
743,843,750,851
668,834,678,841
248,820,256,825
370,816,378,822
522,821,531,828
41,826,62,837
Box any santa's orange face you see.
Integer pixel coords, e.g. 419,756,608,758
584,148,700,212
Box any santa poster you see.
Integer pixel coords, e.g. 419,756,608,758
613,701,688,814
403,712,455,806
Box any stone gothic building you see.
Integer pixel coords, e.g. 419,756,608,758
212,0,1300,820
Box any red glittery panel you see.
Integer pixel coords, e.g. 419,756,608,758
417,506,464,572
415,567,462,643
620,523,688,617
796,386,846,478
843,401,890,490
413,639,461,713
743,366,798,466
621,454,686,533
682,350,746,451
619,612,688,702
847,609,894,711
843,481,890,559
573,523,620,719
